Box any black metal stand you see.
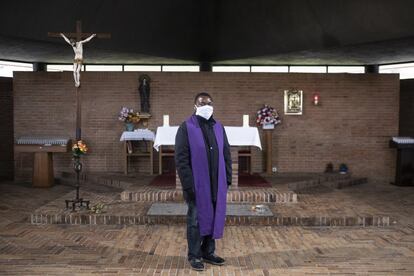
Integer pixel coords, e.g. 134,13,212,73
65,155,90,212
65,85,90,212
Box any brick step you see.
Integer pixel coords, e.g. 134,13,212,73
28,191,394,228
58,171,298,204
29,212,392,227
288,173,366,191
120,188,297,204
322,177,368,189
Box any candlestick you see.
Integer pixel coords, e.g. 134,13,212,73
163,115,169,126
243,114,249,127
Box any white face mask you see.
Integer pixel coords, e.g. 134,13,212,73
195,105,214,120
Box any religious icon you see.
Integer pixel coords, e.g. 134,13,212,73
284,89,303,115
60,32,96,87
139,74,151,114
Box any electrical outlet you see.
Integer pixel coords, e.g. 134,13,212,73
272,166,278,173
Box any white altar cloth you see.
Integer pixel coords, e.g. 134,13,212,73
120,129,155,141
153,126,262,151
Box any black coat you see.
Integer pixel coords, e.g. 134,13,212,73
175,114,232,202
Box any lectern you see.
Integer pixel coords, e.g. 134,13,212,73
15,137,71,187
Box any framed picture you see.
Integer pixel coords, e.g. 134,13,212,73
284,89,303,115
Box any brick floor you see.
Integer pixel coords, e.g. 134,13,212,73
1,178,414,275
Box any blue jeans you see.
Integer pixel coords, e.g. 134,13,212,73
186,199,216,260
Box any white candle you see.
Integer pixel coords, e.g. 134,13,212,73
243,114,249,127
163,115,169,126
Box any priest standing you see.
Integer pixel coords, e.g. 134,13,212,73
175,92,232,271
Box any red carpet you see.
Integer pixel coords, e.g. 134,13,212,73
148,173,271,188
238,173,272,187
149,174,175,187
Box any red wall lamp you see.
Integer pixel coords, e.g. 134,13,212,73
312,92,320,106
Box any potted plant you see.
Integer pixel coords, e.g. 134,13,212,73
118,107,141,131
339,163,348,174
256,104,281,129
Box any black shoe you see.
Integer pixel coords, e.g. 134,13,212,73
188,258,205,271
202,254,226,265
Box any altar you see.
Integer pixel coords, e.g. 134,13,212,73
153,125,262,189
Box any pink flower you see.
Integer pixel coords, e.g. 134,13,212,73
256,104,282,126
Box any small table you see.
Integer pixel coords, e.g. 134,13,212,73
153,126,262,188
120,129,155,175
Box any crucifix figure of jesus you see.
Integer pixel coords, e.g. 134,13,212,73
60,33,96,87
48,20,110,88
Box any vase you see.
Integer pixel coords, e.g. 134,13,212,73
262,123,275,129
125,122,134,131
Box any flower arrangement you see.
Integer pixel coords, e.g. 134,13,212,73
90,202,105,214
256,104,281,128
72,140,88,157
118,107,141,123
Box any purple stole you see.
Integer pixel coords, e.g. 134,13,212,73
185,114,227,239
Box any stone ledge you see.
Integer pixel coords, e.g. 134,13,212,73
147,203,274,216
120,188,297,203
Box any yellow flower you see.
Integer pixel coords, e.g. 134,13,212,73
72,140,88,155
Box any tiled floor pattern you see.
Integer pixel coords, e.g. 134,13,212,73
0,222,413,275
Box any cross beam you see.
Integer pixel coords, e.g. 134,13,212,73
48,20,111,41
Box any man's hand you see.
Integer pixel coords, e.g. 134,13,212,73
183,188,195,203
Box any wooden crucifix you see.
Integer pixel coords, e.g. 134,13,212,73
48,20,110,212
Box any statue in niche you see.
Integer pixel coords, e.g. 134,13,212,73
139,74,151,114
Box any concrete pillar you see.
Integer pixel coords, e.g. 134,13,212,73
33,62,47,72
365,64,379,73
200,61,212,72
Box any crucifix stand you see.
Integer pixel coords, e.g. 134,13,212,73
48,20,110,212
66,86,88,212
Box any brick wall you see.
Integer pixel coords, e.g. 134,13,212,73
13,72,399,183
400,79,414,137
0,77,14,180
